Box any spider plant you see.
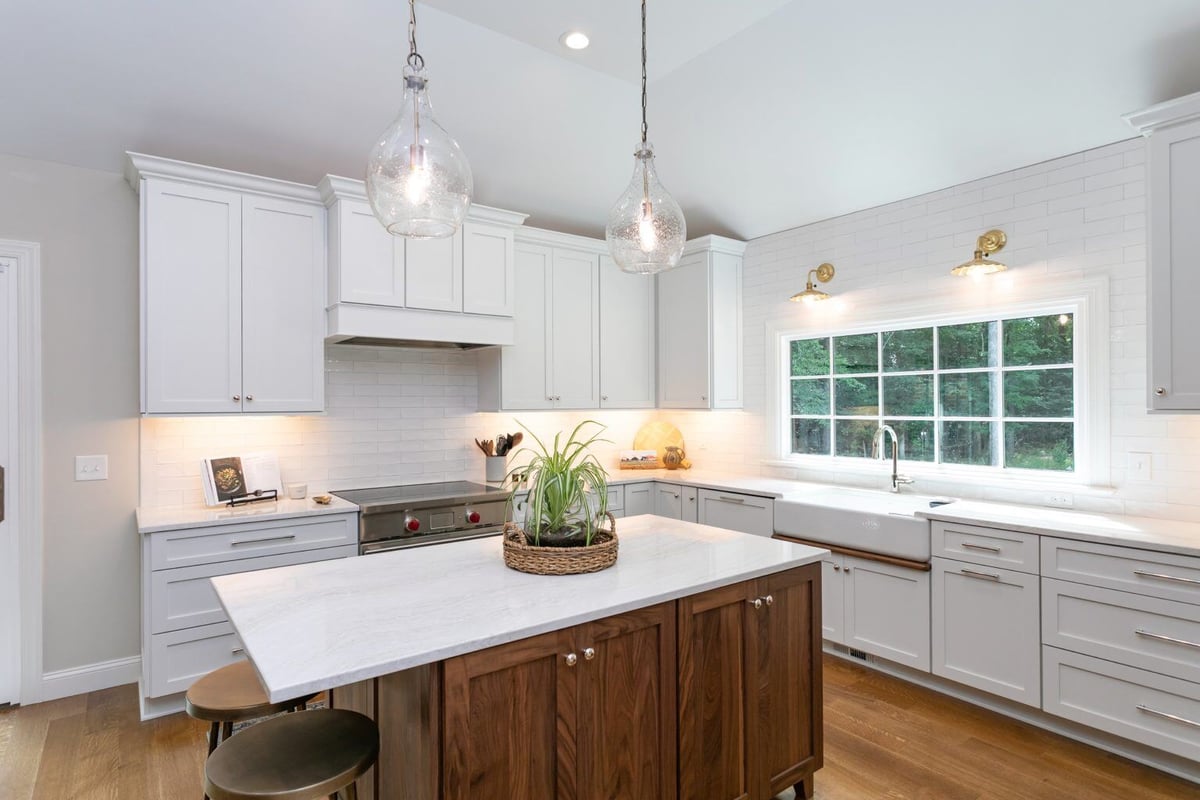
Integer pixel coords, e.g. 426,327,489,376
508,420,610,547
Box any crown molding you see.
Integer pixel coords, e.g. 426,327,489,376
515,226,606,252
684,234,749,257
1124,91,1200,135
124,153,322,203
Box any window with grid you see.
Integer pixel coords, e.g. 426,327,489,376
787,313,1076,472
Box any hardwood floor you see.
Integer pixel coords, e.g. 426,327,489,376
1,656,1197,799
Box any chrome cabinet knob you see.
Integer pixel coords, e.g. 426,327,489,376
764,594,774,607
232,395,240,402
1156,387,1167,396
750,598,763,610
833,564,841,572
565,653,578,667
602,395,608,401
583,647,596,661
245,394,254,401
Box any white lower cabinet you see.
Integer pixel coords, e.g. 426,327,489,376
141,513,358,713
654,483,683,519
824,554,930,671
695,489,773,537
682,486,698,523
932,557,1041,706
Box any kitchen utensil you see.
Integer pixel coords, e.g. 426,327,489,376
510,432,523,449
474,438,492,456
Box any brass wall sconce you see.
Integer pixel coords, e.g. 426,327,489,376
789,262,835,303
952,229,1008,276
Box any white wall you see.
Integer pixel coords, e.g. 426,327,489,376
731,138,1200,521
0,153,141,674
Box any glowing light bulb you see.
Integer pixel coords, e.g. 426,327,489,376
638,199,657,252
405,145,432,205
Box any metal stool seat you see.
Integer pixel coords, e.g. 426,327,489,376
186,661,317,754
204,709,379,800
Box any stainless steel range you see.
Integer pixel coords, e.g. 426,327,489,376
332,481,510,555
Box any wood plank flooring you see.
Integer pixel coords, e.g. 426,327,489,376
0,655,1196,799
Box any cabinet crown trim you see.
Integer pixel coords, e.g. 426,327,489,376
125,152,322,203
683,234,748,257
515,226,608,252
317,174,528,226
1124,90,1200,135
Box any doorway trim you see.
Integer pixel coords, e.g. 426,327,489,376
1,239,43,705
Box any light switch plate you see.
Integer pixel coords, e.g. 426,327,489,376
1129,451,1152,481
75,454,108,481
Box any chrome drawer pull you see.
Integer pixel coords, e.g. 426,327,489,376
717,495,746,504
231,534,297,547
1136,704,1200,730
231,647,245,656
1135,629,1200,650
1133,569,1200,587
961,568,1001,581
960,542,1002,554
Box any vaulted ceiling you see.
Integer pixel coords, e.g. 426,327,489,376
6,0,1200,239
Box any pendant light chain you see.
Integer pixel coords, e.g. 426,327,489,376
407,0,424,71
640,0,648,145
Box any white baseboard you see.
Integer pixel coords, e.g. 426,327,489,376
38,655,141,703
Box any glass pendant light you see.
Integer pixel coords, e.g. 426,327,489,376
606,0,686,274
367,0,473,238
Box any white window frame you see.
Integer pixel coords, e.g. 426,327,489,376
763,276,1110,490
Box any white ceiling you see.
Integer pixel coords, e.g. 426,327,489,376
5,1,1200,240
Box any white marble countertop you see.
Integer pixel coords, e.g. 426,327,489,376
136,495,359,534
918,500,1200,558
212,515,827,703
604,469,805,499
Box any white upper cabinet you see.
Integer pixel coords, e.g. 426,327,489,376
657,237,746,409
129,154,327,415
405,231,463,312
463,221,515,317
599,254,656,408
497,243,553,410
549,247,600,408
240,195,326,413
329,197,404,307
1127,91,1200,412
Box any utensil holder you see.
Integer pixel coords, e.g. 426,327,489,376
485,456,507,483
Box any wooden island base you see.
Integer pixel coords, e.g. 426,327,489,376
332,563,822,800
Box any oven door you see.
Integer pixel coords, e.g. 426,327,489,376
359,526,504,555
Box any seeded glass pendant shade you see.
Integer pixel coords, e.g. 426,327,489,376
366,0,472,238
607,142,686,274
606,0,686,274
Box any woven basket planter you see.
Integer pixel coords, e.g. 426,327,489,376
502,512,618,576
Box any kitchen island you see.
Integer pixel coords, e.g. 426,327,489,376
212,514,828,800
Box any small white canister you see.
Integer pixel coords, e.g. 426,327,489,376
485,456,507,483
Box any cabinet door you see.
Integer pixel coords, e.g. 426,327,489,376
709,251,743,409
654,483,683,519
1149,120,1200,411
677,580,754,800
844,557,931,671
404,230,462,312
599,255,656,408
549,248,600,409
657,253,710,408
696,490,774,537
748,565,823,800
625,483,654,516
682,486,699,523
820,555,845,644
241,195,326,412
332,198,404,306
462,221,515,317
578,604,677,800
500,244,553,409
443,628,577,800
142,179,243,414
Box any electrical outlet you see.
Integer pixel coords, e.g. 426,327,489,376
1044,492,1074,509
75,454,108,481
1129,451,1153,481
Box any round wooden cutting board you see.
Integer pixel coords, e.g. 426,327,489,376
633,421,686,464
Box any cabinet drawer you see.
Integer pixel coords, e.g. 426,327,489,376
1042,578,1200,684
696,489,773,537
933,558,1040,706
149,513,357,571
148,622,245,698
932,521,1039,574
1042,537,1200,605
1043,646,1200,762
151,545,357,634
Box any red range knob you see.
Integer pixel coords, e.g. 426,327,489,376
406,517,421,532
467,510,481,524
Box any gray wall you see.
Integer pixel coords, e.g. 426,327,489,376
0,153,140,673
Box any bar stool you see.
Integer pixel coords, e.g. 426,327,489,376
187,659,318,800
204,709,379,800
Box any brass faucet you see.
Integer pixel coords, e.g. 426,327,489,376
872,425,915,493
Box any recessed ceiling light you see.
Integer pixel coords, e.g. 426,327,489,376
560,31,590,50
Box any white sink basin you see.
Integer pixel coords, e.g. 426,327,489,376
773,487,945,561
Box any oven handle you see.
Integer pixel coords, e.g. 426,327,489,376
360,527,504,555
